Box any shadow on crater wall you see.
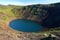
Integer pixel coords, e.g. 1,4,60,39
42,6,60,28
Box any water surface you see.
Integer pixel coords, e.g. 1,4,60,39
9,19,43,32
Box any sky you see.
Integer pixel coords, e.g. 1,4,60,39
0,0,60,5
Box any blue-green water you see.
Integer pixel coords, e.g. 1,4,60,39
9,19,43,32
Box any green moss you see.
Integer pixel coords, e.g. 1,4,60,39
0,27,3,30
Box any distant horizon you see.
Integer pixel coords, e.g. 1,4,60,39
0,0,60,6
0,2,59,6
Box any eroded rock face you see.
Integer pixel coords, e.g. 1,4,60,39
12,3,60,28
13,5,49,23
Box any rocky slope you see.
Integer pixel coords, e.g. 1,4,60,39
0,3,60,40
12,2,60,28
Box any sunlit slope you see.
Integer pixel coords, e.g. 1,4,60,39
0,6,22,21
0,5,22,29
